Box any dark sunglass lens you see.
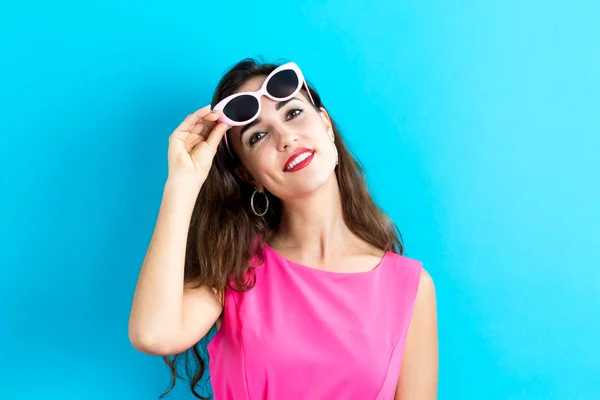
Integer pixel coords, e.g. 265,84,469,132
223,95,259,122
223,95,258,122
266,69,299,98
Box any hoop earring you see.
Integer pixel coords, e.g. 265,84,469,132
251,188,269,217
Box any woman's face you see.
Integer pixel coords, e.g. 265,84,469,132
227,75,338,200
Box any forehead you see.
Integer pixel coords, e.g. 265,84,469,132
235,75,268,94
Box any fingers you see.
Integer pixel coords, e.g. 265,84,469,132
202,109,223,122
190,110,221,135
205,122,231,154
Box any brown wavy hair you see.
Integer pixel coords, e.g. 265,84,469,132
159,56,405,399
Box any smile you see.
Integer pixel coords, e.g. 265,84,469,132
284,150,315,172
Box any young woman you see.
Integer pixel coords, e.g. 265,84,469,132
128,58,438,399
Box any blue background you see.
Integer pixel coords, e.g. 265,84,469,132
1,0,598,399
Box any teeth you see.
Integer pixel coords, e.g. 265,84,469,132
285,152,312,170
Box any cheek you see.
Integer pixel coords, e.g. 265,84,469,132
308,116,330,138
249,150,279,177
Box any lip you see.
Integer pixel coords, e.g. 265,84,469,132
283,147,315,172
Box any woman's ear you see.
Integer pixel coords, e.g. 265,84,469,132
318,107,333,135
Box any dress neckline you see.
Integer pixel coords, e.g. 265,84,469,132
263,242,390,276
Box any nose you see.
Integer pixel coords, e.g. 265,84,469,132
259,97,299,151
274,124,299,152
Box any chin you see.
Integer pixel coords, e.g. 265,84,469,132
286,168,337,198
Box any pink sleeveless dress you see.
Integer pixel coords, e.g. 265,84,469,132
207,243,423,400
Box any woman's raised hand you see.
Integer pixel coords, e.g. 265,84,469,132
167,105,231,187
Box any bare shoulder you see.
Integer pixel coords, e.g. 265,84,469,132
419,268,435,291
408,266,438,348
415,267,436,307
395,266,439,398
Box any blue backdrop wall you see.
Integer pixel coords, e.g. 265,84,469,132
1,0,599,399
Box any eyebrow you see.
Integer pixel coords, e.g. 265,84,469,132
239,97,304,143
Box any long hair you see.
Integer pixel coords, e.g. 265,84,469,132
159,56,405,399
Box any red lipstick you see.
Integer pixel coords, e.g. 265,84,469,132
283,147,315,172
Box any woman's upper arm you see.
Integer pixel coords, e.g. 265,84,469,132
395,268,439,400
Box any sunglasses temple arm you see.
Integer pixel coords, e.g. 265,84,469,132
303,80,316,106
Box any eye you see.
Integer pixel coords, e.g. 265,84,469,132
287,108,303,120
249,131,266,146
